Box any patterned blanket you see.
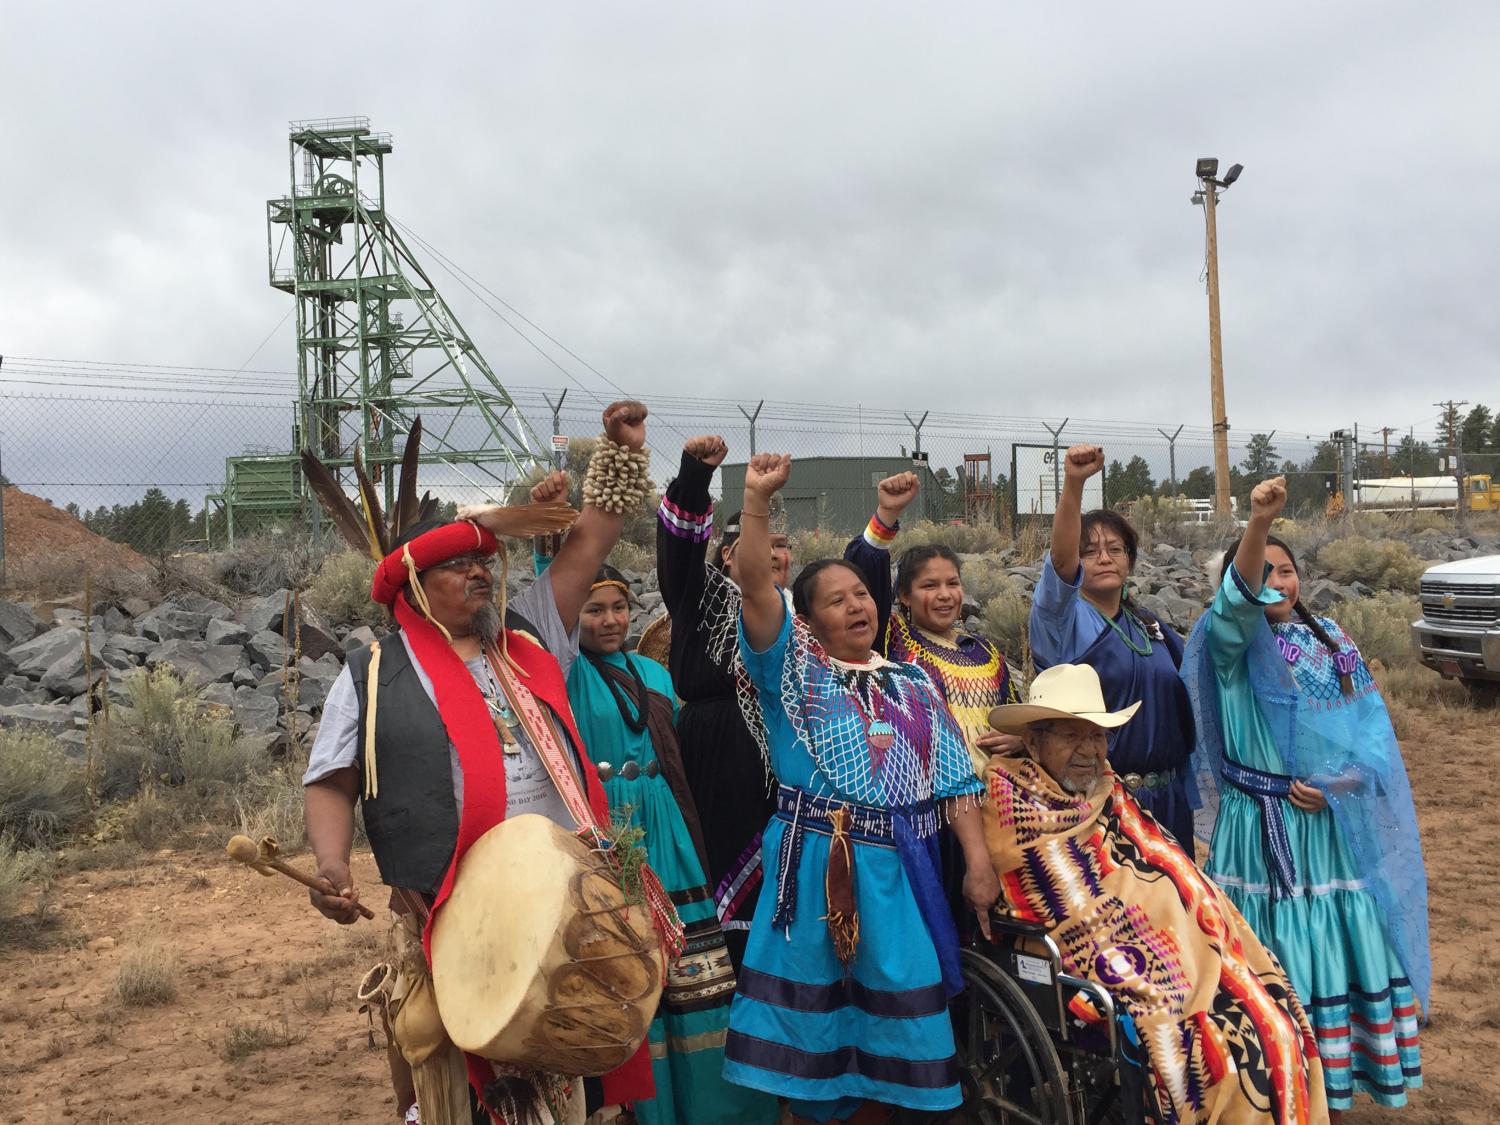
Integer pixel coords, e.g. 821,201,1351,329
984,753,1327,1125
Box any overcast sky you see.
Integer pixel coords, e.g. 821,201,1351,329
2,1,1497,503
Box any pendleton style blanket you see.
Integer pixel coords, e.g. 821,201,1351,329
985,754,1327,1125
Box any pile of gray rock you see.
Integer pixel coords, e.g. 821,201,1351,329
3,526,1497,754
0,589,375,758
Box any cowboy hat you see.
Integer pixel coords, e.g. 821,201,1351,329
988,663,1141,733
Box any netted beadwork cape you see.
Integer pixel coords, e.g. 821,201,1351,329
1183,571,1432,1014
703,568,974,830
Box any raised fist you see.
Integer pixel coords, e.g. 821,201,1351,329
529,470,570,506
684,435,728,468
1250,476,1288,519
745,453,792,500
1064,445,1105,482
877,472,920,514
603,400,648,452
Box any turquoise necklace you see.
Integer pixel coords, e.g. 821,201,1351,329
1089,600,1153,658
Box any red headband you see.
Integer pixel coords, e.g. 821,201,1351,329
370,521,499,606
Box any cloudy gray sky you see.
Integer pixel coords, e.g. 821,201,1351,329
2,1,1497,506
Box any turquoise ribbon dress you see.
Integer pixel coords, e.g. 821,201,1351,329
1185,567,1426,1111
566,648,778,1125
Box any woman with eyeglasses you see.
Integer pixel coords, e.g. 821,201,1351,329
1030,444,1198,847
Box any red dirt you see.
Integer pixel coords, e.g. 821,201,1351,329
2,485,151,589
0,698,1495,1123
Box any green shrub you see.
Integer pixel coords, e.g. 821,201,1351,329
982,590,1031,666
950,555,1017,608
1316,537,1429,593
304,550,384,630
608,540,653,575
117,666,247,788
1330,593,1421,670
0,731,90,848
789,528,851,566
892,520,1007,556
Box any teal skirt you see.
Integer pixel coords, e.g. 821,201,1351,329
604,772,779,1125
1207,787,1421,1109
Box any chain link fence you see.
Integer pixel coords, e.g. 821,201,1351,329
0,380,1488,587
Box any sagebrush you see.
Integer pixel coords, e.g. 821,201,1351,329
304,550,385,630
1331,593,1421,670
1316,537,1430,593
0,730,89,848
114,937,179,1006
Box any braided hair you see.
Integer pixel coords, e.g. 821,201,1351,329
1079,509,1162,631
1219,533,1353,695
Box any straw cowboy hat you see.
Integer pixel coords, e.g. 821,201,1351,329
988,664,1142,734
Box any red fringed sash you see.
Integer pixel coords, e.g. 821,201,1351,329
391,598,656,1113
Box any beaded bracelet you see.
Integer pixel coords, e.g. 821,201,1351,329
582,435,654,514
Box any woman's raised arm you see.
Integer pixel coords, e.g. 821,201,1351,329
739,453,793,652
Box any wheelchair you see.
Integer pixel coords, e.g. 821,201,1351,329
903,914,1153,1125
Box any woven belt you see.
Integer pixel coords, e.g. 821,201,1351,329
595,759,660,782
1220,759,1298,900
1120,767,1179,793
770,785,899,933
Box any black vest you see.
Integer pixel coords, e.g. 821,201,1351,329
347,613,574,896
348,634,461,895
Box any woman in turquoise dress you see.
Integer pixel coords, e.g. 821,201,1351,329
727,453,1001,1125
567,565,779,1125
1184,476,1429,1122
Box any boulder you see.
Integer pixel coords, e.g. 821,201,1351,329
198,682,238,710
242,590,293,636
232,667,261,688
246,630,287,669
134,606,212,643
293,607,342,662
0,681,49,707
0,649,14,680
636,591,664,616
233,690,282,734
53,729,90,760
52,607,87,627
101,605,133,634
8,626,102,682
342,626,378,652
145,639,245,686
1300,578,1343,614
0,601,42,649
103,634,155,662
0,702,76,736
171,593,233,619
205,619,251,648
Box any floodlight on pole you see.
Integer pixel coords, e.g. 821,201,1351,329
1192,156,1245,516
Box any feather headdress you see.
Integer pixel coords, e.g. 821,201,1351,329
300,418,579,561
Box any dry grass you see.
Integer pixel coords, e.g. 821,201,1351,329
114,937,179,1007
0,837,48,931
0,730,90,848
222,1016,306,1061
982,590,1031,667
607,539,653,575
789,527,851,566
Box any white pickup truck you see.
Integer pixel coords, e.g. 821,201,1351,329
1411,556,1500,703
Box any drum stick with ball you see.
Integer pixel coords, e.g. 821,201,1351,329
225,834,375,920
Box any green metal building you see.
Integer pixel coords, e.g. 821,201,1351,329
717,457,946,536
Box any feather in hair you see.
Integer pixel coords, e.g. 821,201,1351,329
416,492,441,523
393,418,423,537
300,453,379,556
352,451,391,558
457,502,579,540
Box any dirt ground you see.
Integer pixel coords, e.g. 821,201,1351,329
2,697,1497,1124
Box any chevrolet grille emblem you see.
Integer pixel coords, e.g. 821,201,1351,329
1443,594,1456,607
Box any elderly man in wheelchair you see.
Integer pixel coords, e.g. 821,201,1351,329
944,664,1329,1125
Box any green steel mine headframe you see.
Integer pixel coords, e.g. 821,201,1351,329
213,116,545,543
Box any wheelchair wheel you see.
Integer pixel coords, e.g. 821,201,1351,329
918,948,1072,1125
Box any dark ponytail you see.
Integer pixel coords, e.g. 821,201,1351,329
1219,533,1352,694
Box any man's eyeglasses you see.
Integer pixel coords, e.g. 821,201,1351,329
430,553,498,573
1080,545,1129,560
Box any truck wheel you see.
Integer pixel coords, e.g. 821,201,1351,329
1463,680,1500,708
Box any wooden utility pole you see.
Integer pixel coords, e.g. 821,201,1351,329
1202,183,1233,516
1379,426,1395,476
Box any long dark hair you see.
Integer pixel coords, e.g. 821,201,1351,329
1220,533,1352,694
896,544,962,595
792,558,867,618
714,511,743,572
1080,509,1160,629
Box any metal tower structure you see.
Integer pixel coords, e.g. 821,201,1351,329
215,116,545,543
